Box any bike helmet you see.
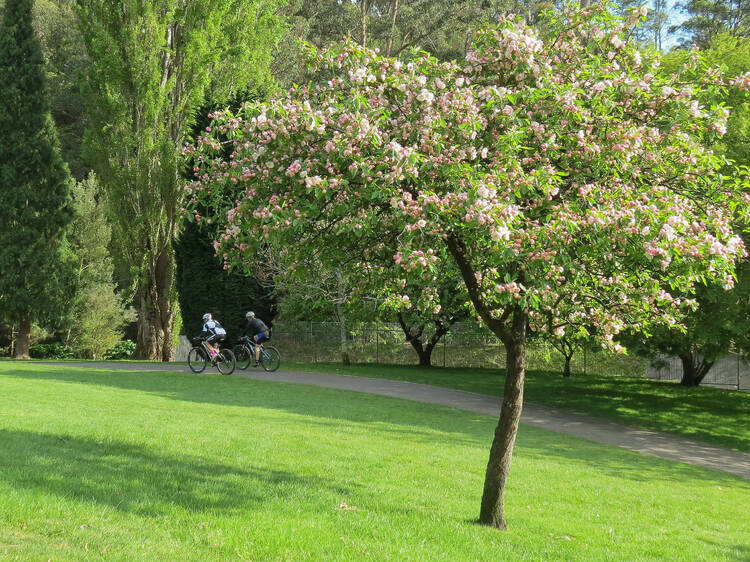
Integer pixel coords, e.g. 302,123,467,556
202,313,212,321
246,311,255,319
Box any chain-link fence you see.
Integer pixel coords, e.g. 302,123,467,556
268,321,647,377
176,321,747,390
646,353,750,391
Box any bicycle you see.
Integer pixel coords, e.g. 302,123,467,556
188,337,236,375
232,335,280,372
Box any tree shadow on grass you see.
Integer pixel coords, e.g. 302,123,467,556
0,428,351,517
514,424,750,488
524,370,750,452
1,366,494,447
697,539,750,562
2,366,748,488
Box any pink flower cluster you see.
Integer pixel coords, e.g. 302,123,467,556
184,5,748,344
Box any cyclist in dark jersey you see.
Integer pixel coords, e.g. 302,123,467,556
245,311,269,366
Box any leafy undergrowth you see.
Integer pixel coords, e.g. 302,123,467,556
0,362,748,560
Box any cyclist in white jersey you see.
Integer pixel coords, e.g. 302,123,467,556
200,313,226,358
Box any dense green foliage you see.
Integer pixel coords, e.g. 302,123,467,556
66,174,135,359
103,339,136,359
33,0,90,179
0,0,75,357
28,342,76,359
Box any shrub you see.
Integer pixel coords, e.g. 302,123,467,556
104,340,136,360
29,343,76,359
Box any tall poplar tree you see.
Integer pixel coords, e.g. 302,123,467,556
0,0,74,358
74,0,282,360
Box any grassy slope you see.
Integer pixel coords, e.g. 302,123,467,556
0,362,748,561
290,362,750,453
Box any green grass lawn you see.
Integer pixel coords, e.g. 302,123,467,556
289,362,750,453
1,362,748,561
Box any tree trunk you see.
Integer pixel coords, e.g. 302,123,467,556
398,312,453,368
562,354,572,377
385,0,400,56
135,244,176,361
417,345,432,367
445,232,525,530
360,0,369,47
679,352,713,387
479,308,527,529
423,322,452,369
14,316,31,359
399,316,432,367
335,271,350,365
335,303,350,365
400,320,429,367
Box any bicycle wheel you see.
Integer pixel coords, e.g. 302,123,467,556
232,344,252,370
216,348,236,375
260,346,280,372
188,347,208,373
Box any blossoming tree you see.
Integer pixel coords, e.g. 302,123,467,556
187,5,748,529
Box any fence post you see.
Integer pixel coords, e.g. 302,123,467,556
376,327,379,364
310,321,315,363
583,347,587,376
443,337,446,368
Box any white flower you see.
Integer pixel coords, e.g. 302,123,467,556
610,36,626,49
416,89,434,104
353,67,367,82
491,223,510,241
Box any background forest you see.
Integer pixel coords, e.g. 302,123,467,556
1,0,748,388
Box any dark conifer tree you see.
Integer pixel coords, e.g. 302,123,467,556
0,0,75,358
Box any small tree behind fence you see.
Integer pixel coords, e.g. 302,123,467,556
646,353,750,391
270,321,647,377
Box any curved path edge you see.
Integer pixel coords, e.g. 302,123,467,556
22,361,750,480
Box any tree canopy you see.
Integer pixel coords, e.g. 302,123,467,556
187,4,748,527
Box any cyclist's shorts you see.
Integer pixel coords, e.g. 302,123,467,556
207,333,226,344
254,332,270,344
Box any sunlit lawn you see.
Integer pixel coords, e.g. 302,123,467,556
1,362,748,560
291,362,750,453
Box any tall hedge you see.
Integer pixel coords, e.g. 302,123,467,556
175,221,276,343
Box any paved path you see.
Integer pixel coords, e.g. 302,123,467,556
30,362,750,480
